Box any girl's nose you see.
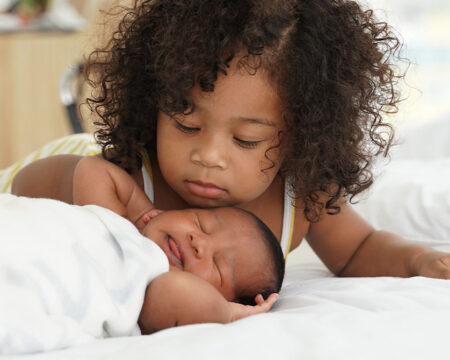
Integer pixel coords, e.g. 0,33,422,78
190,134,227,169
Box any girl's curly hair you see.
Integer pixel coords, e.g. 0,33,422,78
85,0,405,222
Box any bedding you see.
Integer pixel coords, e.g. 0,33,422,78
1,115,449,359
0,195,169,355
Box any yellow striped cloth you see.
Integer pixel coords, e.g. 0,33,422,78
0,134,101,193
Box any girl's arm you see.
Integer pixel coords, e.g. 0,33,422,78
305,200,450,278
138,271,278,334
12,154,83,203
73,156,153,229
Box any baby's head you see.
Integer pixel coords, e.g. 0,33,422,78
141,207,285,303
88,0,403,221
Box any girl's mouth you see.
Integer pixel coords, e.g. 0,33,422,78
167,235,183,266
185,180,225,199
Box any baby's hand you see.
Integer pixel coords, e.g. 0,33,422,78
413,250,450,279
228,293,279,322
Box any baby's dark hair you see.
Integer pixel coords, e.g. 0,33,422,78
86,0,405,222
233,208,285,306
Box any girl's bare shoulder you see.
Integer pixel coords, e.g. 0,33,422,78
12,154,85,203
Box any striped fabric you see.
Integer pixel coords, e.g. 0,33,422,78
0,134,101,194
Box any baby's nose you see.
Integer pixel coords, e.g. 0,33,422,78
188,233,207,259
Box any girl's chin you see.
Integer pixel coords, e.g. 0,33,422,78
181,192,240,208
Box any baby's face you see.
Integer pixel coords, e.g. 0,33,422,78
141,207,268,301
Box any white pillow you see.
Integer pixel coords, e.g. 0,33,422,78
354,157,450,245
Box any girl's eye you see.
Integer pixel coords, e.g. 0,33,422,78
174,120,200,134
234,137,261,149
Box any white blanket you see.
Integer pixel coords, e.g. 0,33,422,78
0,195,169,355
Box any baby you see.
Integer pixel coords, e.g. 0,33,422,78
0,177,283,354
137,205,284,333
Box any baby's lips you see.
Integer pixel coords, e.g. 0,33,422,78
168,236,183,265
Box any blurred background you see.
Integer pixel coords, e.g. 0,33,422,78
368,0,450,126
0,0,110,168
0,0,449,168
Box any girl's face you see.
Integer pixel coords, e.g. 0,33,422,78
157,62,284,208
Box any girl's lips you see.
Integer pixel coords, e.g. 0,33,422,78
185,180,225,199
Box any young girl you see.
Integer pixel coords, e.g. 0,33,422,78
10,0,450,278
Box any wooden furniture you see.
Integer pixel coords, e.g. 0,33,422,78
0,0,110,168
0,31,92,168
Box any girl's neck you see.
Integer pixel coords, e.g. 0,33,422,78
150,156,190,210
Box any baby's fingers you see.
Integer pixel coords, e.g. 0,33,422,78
229,293,279,321
263,293,279,310
254,293,279,310
254,294,264,305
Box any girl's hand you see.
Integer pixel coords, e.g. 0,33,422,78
412,250,450,279
228,293,279,322
135,209,164,232
135,212,151,231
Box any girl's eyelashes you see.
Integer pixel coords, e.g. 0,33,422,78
174,120,199,133
174,118,262,148
234,137,261,149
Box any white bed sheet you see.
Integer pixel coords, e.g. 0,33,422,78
4,115,450,360
6,247,450,360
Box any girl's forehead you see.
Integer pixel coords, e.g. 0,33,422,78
194,66,276,100
190,64,282,123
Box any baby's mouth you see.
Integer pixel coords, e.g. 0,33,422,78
167,235,183,266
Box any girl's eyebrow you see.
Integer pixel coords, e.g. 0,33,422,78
193,101,277,127
237,116,277,127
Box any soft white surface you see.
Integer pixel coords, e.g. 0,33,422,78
0,195,169,355
353,116,450,245
6,252,450,360
3,116,449,359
